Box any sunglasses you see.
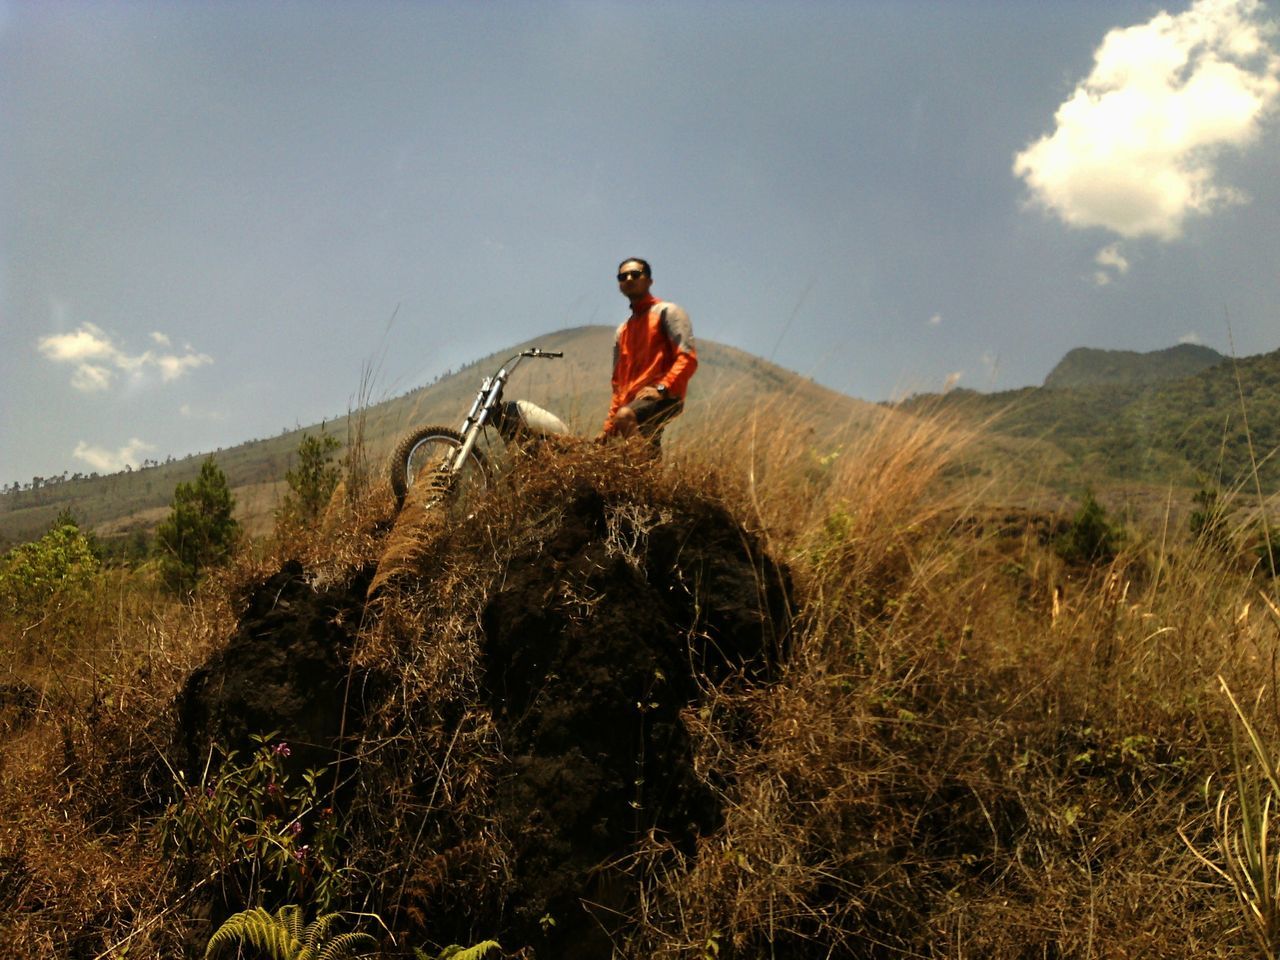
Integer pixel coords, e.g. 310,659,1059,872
617,270,646,281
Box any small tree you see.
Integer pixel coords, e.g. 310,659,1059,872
155,456,240,594
279,429,342,526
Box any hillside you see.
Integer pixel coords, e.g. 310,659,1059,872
898,345,1280,493
0,326,880,549
2,401,1272,956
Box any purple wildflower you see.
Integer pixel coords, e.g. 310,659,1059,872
273,742,291,758
290,820,303,837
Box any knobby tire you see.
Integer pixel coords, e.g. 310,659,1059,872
388,426,492,510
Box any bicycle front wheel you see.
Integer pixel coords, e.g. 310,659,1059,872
388,426,492,511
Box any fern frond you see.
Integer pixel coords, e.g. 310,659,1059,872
280,903,306,941
206,906,304,959
303,912,342,949
315,931,379,960
438,941,501,960
207,904,380,960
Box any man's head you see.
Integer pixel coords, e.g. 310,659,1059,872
617,257,652,300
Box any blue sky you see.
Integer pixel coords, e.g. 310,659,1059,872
3,0,1279,483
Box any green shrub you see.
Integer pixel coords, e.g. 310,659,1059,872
161,734,347,911
1189,487,1233,553
1254,536,1278,579
1056,487,1123,564
0,513,100,620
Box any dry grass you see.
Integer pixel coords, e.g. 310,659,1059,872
0,398,1276,957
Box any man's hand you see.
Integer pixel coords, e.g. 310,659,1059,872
634,385,663,403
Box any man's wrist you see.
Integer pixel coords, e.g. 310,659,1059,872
655,383,668,396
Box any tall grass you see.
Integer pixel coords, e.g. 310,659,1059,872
624,399,1269,956
0,396,1275,957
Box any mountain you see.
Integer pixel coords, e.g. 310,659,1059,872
1042,343,1225,389
898,345,1280,492
0,326,881,548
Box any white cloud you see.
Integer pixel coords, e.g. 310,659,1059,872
38,322,213,392
72,437,156,473
1093,242,1132,285
38,322,117,363
150,331,172,347
1179,331,1205,344
1014,0,1280,240
928,313,943,327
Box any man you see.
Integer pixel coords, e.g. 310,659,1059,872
598,257,698,445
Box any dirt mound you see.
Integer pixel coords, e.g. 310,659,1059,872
479,487,788,952
177,559,371,780
173,458,791,955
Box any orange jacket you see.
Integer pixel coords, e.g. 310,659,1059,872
602,295,698,434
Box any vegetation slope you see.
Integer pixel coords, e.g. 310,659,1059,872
899,345,1280,494
1,399,1278,958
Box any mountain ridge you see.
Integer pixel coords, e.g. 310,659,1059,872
1042,343,1225,389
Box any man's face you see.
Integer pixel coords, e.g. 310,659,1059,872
617,260,652,299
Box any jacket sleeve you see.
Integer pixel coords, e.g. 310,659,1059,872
658,304,698,395
601,330,623,434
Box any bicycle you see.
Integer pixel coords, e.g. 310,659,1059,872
388,348,570,511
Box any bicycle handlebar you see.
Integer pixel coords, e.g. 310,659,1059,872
520,348,563,358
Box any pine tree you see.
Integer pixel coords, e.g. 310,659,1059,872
279,429,342,525
155,456,240,594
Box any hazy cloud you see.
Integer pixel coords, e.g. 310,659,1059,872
928,313,943,327
38,322,213,391
1094,242,1132,285
179,403,226,422
1179,331,1205,344
1014,0,1280,240
72,437,156,472
71,364,114,392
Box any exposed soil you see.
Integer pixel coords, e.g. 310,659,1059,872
172,479,791,956
479,488,789,953
177,559,371,782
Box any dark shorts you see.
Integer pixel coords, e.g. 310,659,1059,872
624,394,684,445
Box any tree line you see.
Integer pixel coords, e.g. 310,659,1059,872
0,428,342,609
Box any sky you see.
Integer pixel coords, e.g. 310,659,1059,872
3,0,1280,484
